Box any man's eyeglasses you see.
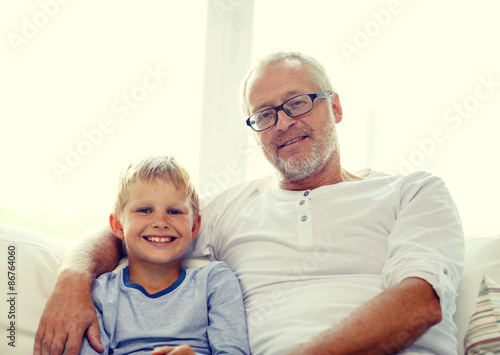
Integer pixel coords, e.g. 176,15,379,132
245,91,333,132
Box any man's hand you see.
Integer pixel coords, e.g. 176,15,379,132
33,270,104,355
151,345,196,355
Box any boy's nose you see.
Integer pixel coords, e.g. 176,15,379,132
152,214,170,229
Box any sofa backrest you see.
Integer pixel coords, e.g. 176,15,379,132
1,222,499,355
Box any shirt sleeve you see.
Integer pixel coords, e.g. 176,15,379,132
382,172,465,315
206,262,251,355
185,176,275,260
183,193,219,260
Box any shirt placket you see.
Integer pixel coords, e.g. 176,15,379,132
296,190,313,246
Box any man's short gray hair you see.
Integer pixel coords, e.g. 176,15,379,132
240,51,335,118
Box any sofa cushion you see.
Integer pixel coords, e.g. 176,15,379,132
463,275,500,354
454,235,500,355
0,221,498,355
0,223,69,355
0,223,207,354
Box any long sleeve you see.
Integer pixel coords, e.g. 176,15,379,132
79,279,111,355
206,263,250,355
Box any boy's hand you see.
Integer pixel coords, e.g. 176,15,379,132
151,345,196,355
33,271,104,355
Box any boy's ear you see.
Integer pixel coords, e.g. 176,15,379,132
109,214,125,240
191,214,201,240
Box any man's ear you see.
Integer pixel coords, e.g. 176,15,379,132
332,92,343,123
191,214,202,240
253,131,261,148
109,214,125,240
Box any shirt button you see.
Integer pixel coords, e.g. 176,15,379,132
304,191,310,197
301,215,307,222
299,200,305,205
443,269,448,275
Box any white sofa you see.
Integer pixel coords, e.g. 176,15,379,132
0,222,498,355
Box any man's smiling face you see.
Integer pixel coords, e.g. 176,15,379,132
247,59,342,184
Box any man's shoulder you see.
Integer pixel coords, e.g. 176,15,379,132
345,170,449,202
366,169,443,185
208,175,275,197
389,170,446,190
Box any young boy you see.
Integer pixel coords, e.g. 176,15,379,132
80,156,250,355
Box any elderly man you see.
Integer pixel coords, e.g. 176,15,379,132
34,52,464,355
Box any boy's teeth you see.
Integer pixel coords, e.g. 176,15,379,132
147,236,172,242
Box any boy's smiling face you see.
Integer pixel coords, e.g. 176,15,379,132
110,178,200,268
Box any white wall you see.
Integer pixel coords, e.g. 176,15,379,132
1,0,498,239
0,1,207,239
246,0,500,237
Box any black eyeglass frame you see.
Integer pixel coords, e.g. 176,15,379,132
245,91,333,132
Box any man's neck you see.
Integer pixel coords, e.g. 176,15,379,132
279,165,367,191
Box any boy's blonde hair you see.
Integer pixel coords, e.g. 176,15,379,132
112,155,200,220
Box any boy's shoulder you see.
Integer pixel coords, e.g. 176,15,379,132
185,261,242,299
185,261,237,283
187,260,230,274
92,269,123,292
96,269,122,283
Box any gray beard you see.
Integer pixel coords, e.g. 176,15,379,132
264,119,339,184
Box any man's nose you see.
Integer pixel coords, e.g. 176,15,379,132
275,109,295,131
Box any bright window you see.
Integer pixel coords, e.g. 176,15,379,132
0,1,207,239
1,1,498,240
248,0,500,238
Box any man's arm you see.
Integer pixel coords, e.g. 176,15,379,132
286,277,442,355
33,226,122,355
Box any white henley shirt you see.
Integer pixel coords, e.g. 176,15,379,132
187,169,465,355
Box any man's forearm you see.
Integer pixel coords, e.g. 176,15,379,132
287,277,442,355
34,225,122,355
53,225,122,311
58,225,122,279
